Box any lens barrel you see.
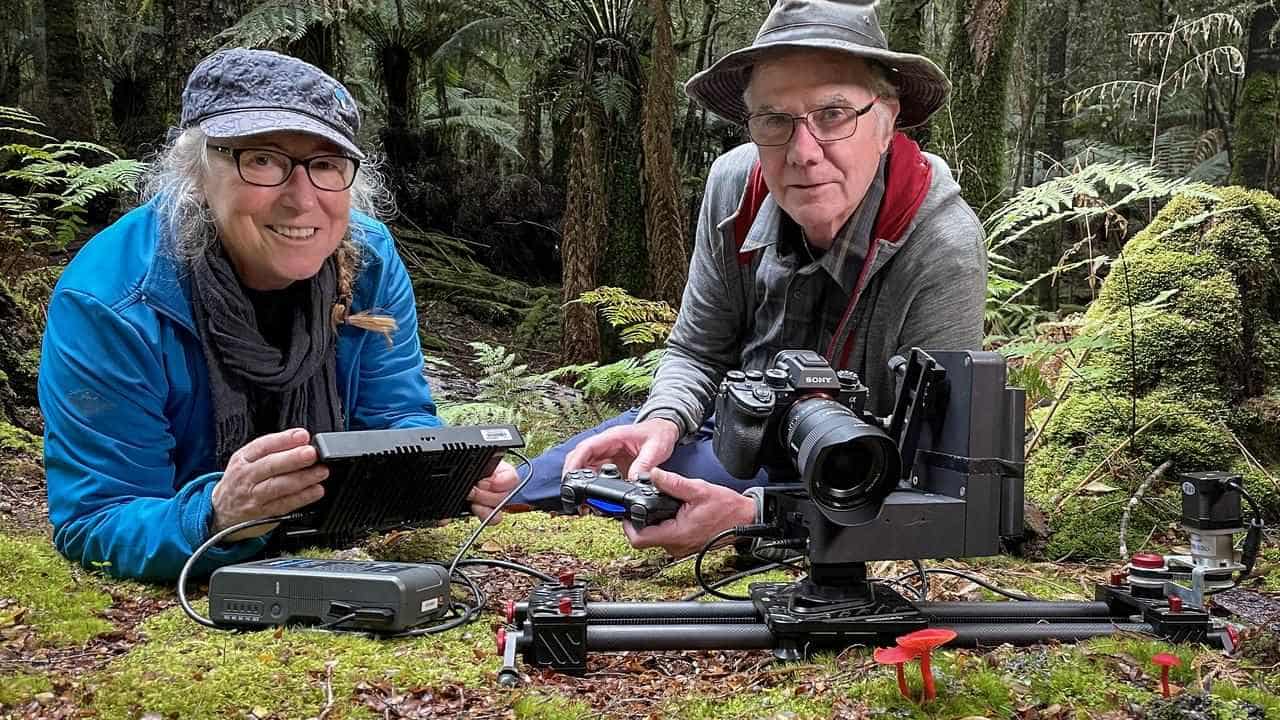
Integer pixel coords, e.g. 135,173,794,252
783,398,900,525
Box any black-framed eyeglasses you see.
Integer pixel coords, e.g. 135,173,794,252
745,98,879,147
208,145,360,191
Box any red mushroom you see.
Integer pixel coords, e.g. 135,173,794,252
1151,652,1181,698
873,645,917,699
896,628,957,701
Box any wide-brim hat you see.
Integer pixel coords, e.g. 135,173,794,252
685,0,950,129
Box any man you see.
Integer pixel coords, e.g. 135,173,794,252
495,0,986,556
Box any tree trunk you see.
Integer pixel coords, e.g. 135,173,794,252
888,0,934,147
518,78,543,178
1034,0,1071,310
168,0,243,116
641,0,689,310
1230,1,1280,193
43,0,96,140
938,0,1024,216
560,108,605,363
678,0,718,172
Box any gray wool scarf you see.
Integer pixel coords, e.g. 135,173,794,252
190,242,344,468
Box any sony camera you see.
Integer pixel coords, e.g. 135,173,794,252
712,349,901,525
713,348,1026,566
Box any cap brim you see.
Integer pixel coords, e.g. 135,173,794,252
685,40,951,129
199,109,365,159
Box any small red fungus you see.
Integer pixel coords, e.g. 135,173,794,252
873,645,917,699
896,628,957,702
1151,652,1181,698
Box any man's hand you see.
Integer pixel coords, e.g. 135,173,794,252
469,460,522,524
622,468,757,558
211,428,327,542
563,417,682,478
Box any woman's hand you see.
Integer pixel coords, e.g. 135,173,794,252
210,428,328,542
469,460,521,524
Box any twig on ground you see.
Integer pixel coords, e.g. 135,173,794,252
317,660,337,720
1027,348,1092,456
1119,460,1173,561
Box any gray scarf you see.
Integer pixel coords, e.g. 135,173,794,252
190,242,344,468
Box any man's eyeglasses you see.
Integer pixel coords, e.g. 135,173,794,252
209,145,360,191
745,98,878,147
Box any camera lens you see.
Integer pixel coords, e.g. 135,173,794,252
783,398,901,525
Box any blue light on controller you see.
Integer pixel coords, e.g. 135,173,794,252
586,498,627,515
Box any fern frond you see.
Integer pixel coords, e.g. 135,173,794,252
216,0,367,48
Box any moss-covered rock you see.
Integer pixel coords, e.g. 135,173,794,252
1028,188,1280,559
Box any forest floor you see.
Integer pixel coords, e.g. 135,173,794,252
1,300,1279,719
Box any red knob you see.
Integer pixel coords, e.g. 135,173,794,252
504,599,515,624
558,596,572,615
1168,595,1183,613
559,571,576,587
1109,571,1127,586
1131,552,1164,569
496,627,507,655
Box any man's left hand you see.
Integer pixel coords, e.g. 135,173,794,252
468,460,522,524
622,468,757,558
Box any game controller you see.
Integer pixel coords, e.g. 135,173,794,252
560,464,683,529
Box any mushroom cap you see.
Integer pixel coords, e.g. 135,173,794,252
896,628,958,651
1151,652,1182,667
874,646,917,664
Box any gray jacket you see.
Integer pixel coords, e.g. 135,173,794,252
636,141,986,437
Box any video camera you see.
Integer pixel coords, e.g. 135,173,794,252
714,348,1025,572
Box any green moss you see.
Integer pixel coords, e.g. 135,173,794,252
90,604,498,719
0,422,41,454
1214,683,1280,718
1231,74,1280,188
668,686,833,719
512,694,594,720
1028,189,1280,558
0,533,113,644
0,671,54,707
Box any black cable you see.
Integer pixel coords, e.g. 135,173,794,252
454,558,556,583
317,612,359,630
913,559,929,600
448,450,534,578
178,513,306,629
919,567,1038,601
696,525,752,597
680,555,806,601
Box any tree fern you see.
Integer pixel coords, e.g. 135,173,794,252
215,0,370,48
574,286,676,346
0,106,146,257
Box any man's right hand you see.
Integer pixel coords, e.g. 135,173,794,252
563,417,682,479
210,428,328,542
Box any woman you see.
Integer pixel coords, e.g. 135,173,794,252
39,48,516,581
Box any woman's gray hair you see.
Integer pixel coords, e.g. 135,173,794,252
140,126,395,262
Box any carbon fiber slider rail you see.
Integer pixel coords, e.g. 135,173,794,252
495,580,1232,685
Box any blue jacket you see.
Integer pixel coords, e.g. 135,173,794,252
39,200,442,581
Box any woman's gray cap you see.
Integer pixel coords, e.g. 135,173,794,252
180,48,364,159
685,0,950,129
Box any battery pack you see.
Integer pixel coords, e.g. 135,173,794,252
208,558,451,632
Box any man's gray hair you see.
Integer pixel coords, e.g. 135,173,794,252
140,127,394,261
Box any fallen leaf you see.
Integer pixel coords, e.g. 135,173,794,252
1083,481,1118,494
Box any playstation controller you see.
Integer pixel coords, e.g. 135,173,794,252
560,464,682,529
